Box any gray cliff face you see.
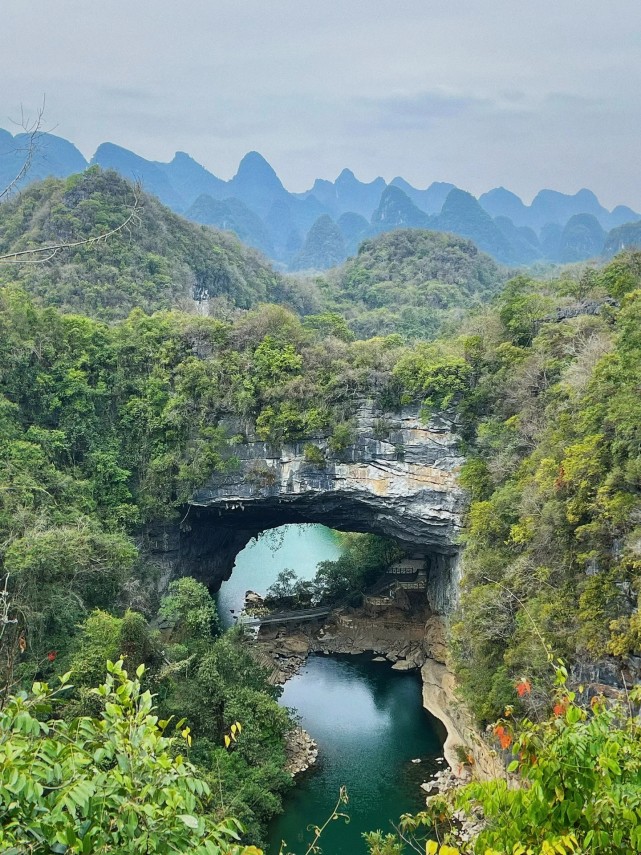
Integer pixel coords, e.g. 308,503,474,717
151,402,467,614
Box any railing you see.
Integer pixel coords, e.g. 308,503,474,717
238,606,333,627
237,569,426,627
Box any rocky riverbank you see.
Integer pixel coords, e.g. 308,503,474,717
283,726,318,776
250,598,502,782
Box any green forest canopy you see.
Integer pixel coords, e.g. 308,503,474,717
3,168,641,850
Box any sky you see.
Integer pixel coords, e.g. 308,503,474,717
2,0,641,208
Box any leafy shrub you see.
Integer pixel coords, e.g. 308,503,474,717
0,660,258,854
303,443,326,465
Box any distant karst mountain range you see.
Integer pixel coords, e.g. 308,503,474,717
2,127,640,270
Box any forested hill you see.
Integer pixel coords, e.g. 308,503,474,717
325,229,506,339
0,168,318,320
0,172,509,340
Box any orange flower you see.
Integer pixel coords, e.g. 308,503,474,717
499,732,512,749
516,678,532,698
494,724,513,750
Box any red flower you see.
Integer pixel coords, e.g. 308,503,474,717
499,732,512,749
47,651,57,662
516,678,532,698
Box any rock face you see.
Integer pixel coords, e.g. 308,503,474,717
156,401,466,614
421,659,504,780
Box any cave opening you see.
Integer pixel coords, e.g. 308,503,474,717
215,523,343,628
155,400,465,615
172,494,460,616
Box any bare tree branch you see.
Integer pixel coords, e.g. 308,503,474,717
0,98,47,203
0,100,143,265
0,184,143,265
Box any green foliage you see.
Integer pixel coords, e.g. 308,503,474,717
497,275,557,345
155,628,292,845
0,659,259,854
303,312,355,342
326,229,505,340
363,831,405,854
315,534,405,604
68,610,124,688
5,165,641,852
0,169,309,320
451,251,641,723
598,250,641,297
328,420,355,454
263,534,405,609
264,568,316,609
303,443,326,465
379,667,641,854
159,578,222,647
458,458,493,503
459,666,641,854
6,524,137,660
393,348,471,409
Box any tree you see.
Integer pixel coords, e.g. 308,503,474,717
0,185,142,264
0,659,261,854
382,664,641,854
159,577,221,649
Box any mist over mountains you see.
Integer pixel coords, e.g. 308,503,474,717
2,127,640,270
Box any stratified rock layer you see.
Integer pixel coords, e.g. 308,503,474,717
149,401,466,614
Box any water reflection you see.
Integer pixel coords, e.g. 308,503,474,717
268,655,442,855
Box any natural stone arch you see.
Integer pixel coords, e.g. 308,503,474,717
150,402,467,615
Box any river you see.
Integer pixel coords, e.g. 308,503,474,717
267,655,442,854
216,525,444,854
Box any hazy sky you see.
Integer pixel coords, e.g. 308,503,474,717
3,1,641,208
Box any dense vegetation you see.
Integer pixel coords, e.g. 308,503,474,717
0,272,416,848
0,169,317,320
3,165,641,852
324,229,506,340
365,662,641,854
448,254,641,724
265,533,405,609
0,173,510,344
0,658,264,854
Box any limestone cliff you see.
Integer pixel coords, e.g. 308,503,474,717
148,401,467,614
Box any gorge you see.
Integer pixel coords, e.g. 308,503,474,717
3,156,641,852
166,398,501,847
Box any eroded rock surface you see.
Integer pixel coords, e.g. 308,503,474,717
164,401,466,613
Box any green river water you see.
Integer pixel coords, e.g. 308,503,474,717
216,525,444,854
